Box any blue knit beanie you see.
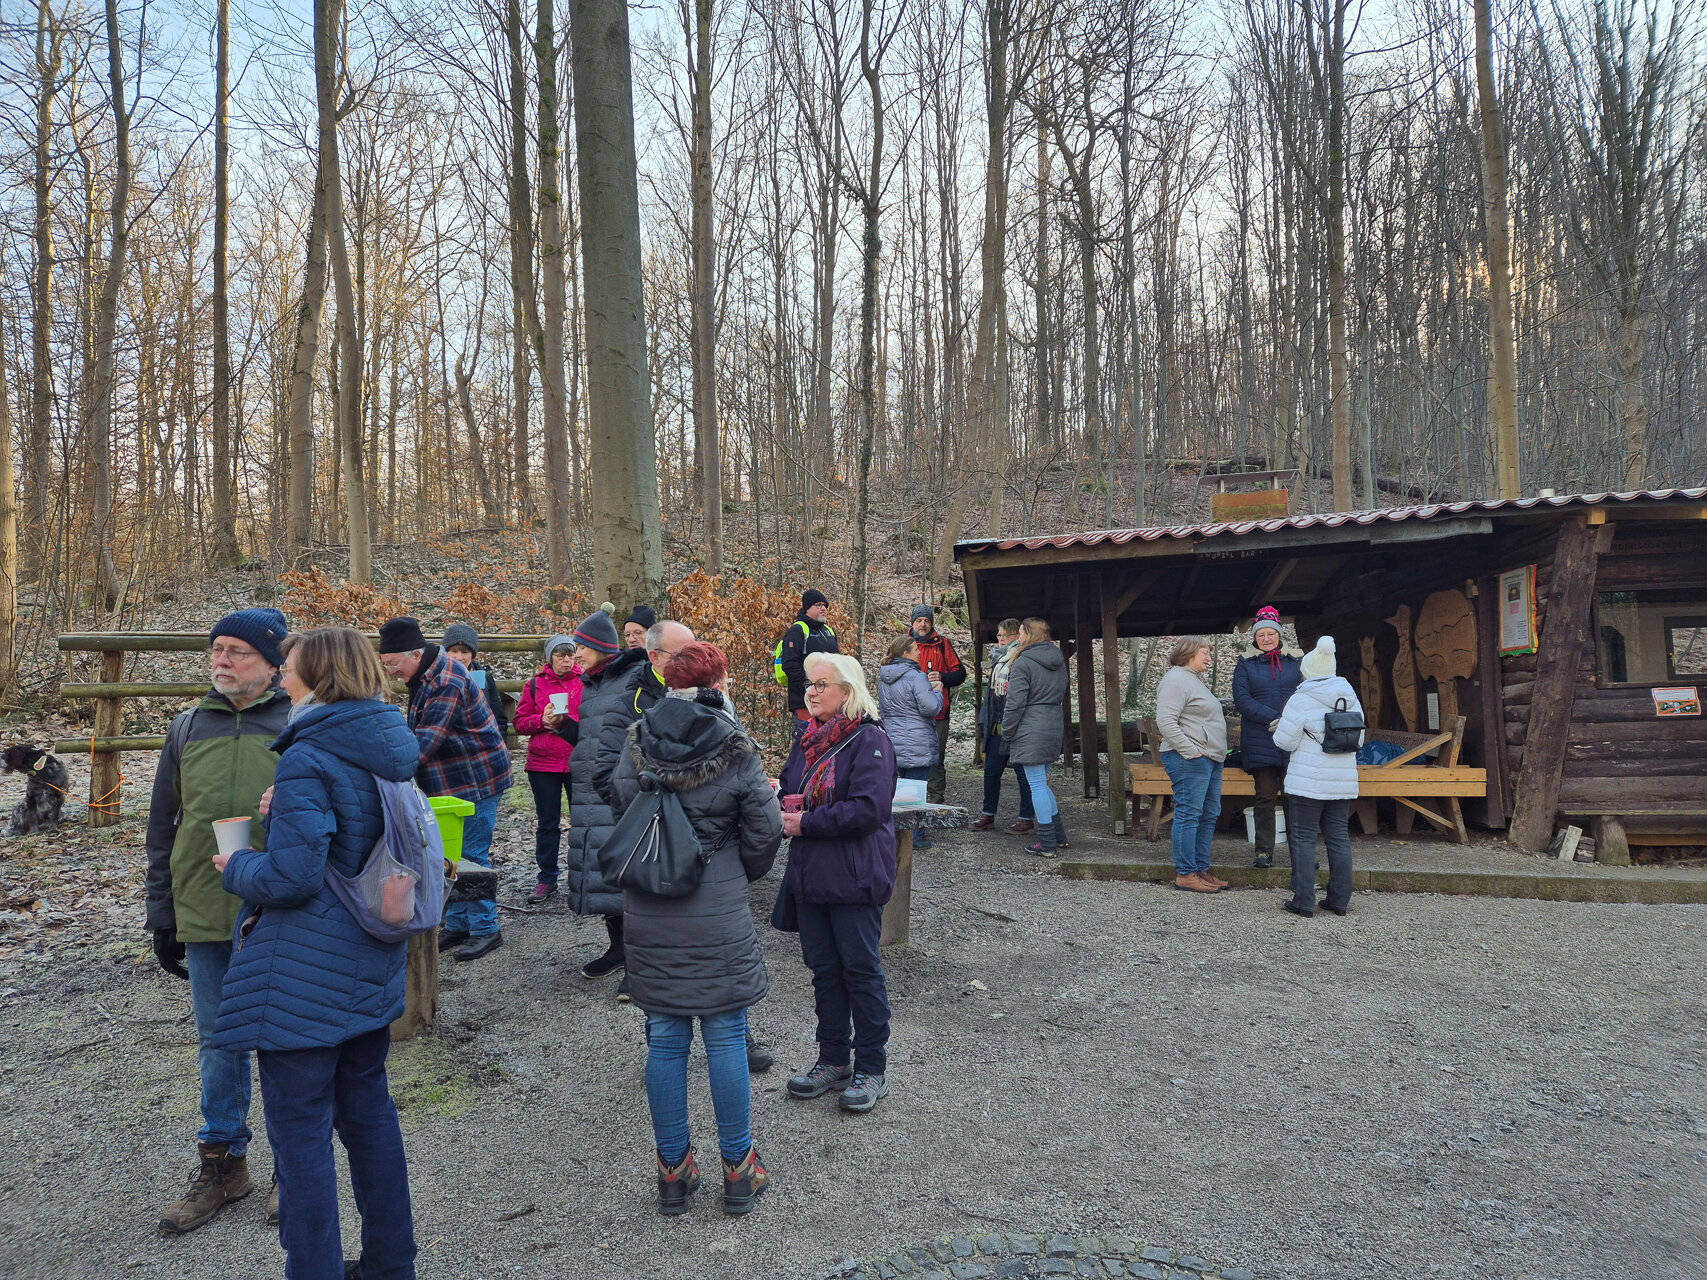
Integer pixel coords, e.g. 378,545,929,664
210,608,289,667
571,610,621,655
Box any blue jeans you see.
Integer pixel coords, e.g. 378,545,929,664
443,794,500,936
796,901,889,1075
258,1026,415,1280
186,941,252,1155
1289,796,1354,912
644,1009,753,1164
527,770,571,884
899,766,931,844
1019,763,1057,826
980,739,1034,821
1161,751,1221,876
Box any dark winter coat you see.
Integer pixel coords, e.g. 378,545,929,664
1000,642,1070,767
778,612,840,712
978,640,1019,748
877,659,945,769
567,647,650,916
212,699,421,1052
609,693,783,1017
1231,645,1305,770
777,719,899,907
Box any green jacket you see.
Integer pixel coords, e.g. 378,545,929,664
144,688,292,942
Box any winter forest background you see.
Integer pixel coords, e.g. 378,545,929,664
0,0,1702,693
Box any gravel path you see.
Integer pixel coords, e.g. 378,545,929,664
2,770,1703,1280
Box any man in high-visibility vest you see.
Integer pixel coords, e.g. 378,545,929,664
777,589,839,736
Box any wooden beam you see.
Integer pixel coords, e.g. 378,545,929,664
1251,557,1300,605
1473,572,1509,828
1102,574,1127,834
1113,570,1162,617
1589,505,1706,524
1077,579,1097,798
1509,518,1604,849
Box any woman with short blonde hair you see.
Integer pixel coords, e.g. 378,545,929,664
802,652,881,724
1155,635,1229,894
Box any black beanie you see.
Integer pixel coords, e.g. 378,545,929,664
378,616,428,654
624,604,657,631
802,589,829,611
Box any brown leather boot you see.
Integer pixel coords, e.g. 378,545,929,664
159,1142,254,1234
1004,819,1035,835
969,814,995,831
1173,873,1219,893
1200,869,1229,888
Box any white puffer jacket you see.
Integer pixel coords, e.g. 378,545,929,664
1272,675,1365,801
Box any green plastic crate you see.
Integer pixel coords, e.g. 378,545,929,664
429,795,477,866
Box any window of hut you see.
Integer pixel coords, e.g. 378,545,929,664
1596,590,1707,684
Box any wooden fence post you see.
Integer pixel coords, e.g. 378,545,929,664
88,649,124,826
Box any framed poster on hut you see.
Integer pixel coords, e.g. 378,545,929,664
1499,565,1538,656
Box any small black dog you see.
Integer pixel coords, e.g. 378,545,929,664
2,745,68,835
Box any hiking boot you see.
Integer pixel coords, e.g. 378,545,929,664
1173,873,1219,894
525,881,557,905
265,1176,279,1227
787,1061,854,1099
838,1071,888,1113
1004,819,1035,835
1051,815,1070,850
616,975,631,1003
721,1147,769,1214
1252,855,1273,869
746,1032,774,1073
1199,869,1229,888
456,933,503,962
969,814,995,831
437,929,470,952
1023,840,1057,859
582,916,625,978
656,1148,700,1216
159,1142,254,1234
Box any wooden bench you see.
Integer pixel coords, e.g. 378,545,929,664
1125,716,1487,844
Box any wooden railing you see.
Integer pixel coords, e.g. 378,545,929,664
56,632,556,826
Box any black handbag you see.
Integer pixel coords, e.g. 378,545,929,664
1319,698,1365,754
600,773,736,898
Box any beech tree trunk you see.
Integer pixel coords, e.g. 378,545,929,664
686,0,722,571
506,0,537,524
1475,0,1520,499
570,0,665,611
209,0,240,564
536,0,574,586
89,0,131,610
285,166,330,560
0,304,19,689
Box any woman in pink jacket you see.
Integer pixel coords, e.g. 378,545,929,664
515,635,583,903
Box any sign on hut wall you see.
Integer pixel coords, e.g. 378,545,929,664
1498,565,1538,656
1651,686,1702,717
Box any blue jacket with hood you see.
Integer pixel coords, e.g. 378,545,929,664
212,698,422,1052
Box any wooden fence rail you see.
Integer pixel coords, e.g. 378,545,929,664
56,632,558,825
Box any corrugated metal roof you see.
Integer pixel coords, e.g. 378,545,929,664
955,488,1707,557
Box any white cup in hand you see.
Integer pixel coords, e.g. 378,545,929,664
549,692,569,715
212,816,252,857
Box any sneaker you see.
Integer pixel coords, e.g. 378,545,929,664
1252,855,1273,869
1023,840,1057,858
787,1061,854,1099
581,946,626,979
838,1071,888,1113
455,933,504,962
1173,873,1219,894
525,881,557,905
616,975,631,1003
158,1143,254,1235
437,929,470,952
746,1032,774,1073
656,1148,700,1216
721,1147,769,1214
1199,869,1229,888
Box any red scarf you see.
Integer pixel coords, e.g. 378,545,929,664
799,713,864,810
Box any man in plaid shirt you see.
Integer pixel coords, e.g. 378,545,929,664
379,616,512,962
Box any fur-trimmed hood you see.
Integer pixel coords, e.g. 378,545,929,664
624,695,756,794
1240,642,1303,659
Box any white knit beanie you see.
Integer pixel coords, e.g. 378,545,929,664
1300,635,1338,680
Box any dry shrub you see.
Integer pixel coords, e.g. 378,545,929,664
279,568,410,630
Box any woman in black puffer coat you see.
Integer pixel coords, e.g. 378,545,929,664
609,641,783,1218
1230,605,1303,868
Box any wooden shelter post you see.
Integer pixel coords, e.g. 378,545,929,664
1509,518,1607,849
1076,583,1097,798
1101,575,1127,834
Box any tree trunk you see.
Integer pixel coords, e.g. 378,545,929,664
849,0,886,655
1475,0,1519,499
537,0,574,586
89,0,131,611
1325,0,1351,512
209,0,240,565
570,0,665,611
686,0,721,572
507,0,537,526
0,304,19,690
316,0,370,583
285,164,330,560
29,0,61,576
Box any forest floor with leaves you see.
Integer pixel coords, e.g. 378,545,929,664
2,758,1703,1280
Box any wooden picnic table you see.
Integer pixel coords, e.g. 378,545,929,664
883,802,968,947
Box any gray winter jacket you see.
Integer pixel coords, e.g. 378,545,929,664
567,647,649,917
1001,642,1070,766
877,660,945,769
609,691,783,1018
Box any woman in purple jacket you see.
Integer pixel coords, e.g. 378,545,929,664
775,652,899,1114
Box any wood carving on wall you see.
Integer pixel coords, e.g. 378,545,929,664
1386,605,1419,731
1414,589,1479,727
1358,635,1384,729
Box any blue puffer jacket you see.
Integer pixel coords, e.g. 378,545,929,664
877,660,944,769
212,699,422,1052
1231,645,1304,769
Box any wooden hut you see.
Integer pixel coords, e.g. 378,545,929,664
954,488,1707,859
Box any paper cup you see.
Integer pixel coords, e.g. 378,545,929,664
212,816,252,857
549,692,569,714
